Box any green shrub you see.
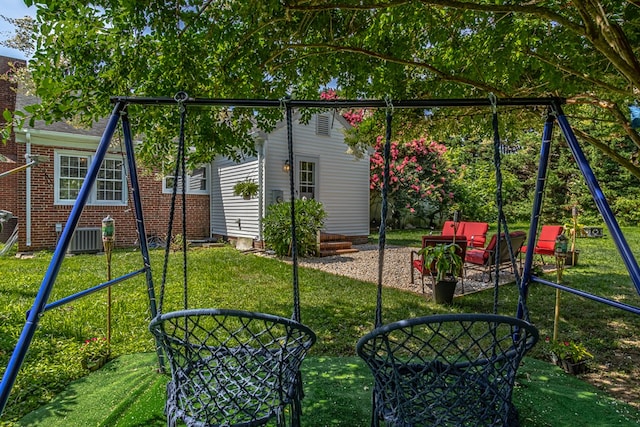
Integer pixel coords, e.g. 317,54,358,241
263,198,326,257
613,197,640,226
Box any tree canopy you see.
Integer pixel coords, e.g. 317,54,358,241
2,1,640,174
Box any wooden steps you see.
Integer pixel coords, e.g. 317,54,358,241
318,233,359,257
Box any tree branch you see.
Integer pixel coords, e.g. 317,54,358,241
285,0,585,34
572,127,640,180
610,103,640,152
266,42,508,96
528,50,628,96
286,1,640,89
572,0,640,89
567,94,640,152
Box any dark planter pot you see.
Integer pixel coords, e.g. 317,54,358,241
82,355,108,371
565,250,580,266
550,353,589,375
433,278,458,304
560,358,588,375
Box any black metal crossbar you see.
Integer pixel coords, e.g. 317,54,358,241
356,314,538,427
149,309,316,427
111,96,565,109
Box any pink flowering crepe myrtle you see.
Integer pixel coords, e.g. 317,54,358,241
370,136,457,216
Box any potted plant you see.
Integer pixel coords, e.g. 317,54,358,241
233,178,259,200
418,242,463,304
543,336,593,375
80,337,110,371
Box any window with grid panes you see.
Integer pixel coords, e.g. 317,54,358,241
299,161,315,199
55,152,127,205
163,166,209,195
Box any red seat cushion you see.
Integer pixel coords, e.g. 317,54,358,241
442,220,463,237
464,222,489,248
521,225,564,256
412,259,426,273
465,249,486,265
533,247,556,256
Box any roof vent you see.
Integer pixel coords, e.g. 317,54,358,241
316,115,330,137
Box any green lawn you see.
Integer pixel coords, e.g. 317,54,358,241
17,353,640,427
1,226,640,425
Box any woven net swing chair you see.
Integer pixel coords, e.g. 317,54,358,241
356,97,539,427
149,93,316,427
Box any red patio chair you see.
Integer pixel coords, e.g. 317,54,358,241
520,225,564,264
441,220,465,237
465,231,527,282
463,222,489,248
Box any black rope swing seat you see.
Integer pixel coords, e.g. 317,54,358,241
149,309,315,426
149,93,316,427
356,97,539,427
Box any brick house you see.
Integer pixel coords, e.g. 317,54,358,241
0,55,210,252
2,55,370,253
0,56,24,244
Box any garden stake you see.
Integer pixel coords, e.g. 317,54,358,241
571,206,578,266
553,236,568,341
102,216,115,351
553,289,560,342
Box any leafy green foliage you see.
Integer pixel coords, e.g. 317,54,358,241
543,337,594,364
418,243,463,282
232,178,259,199
6,0,638,179
262,198,326,257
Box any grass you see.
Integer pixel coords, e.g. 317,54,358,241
1,225,640,425
17,354,640,426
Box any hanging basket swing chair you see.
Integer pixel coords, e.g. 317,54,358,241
356,313,538,426
357,97,539,427
148,93,316,427
150,309,316,426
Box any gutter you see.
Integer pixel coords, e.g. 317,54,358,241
25,131,31,247
257,138,265,242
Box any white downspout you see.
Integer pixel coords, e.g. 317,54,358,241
257,138,265,242
25,131,32,247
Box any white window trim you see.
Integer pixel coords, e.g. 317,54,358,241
162,165,210,195
296,155,319,200
54,150,128,206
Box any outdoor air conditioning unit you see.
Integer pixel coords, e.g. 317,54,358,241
68,227,102,254
583,226,604,238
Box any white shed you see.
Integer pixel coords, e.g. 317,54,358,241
210,112,370,245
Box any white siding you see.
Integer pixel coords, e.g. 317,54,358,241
210,156,261,239
264,113,369,236
211,113,370,241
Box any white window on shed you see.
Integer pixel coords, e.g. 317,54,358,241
299,160,316,199
316,114,330,137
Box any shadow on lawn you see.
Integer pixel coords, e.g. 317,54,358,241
18,353,640,427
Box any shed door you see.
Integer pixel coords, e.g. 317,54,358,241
297,156,318,200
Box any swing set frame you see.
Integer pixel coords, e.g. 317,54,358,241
1,95,639,417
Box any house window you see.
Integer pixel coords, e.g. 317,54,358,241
97,158,125,201
55,152,127,205
299,160,316,199
163,166,209,195
316,115,330,137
